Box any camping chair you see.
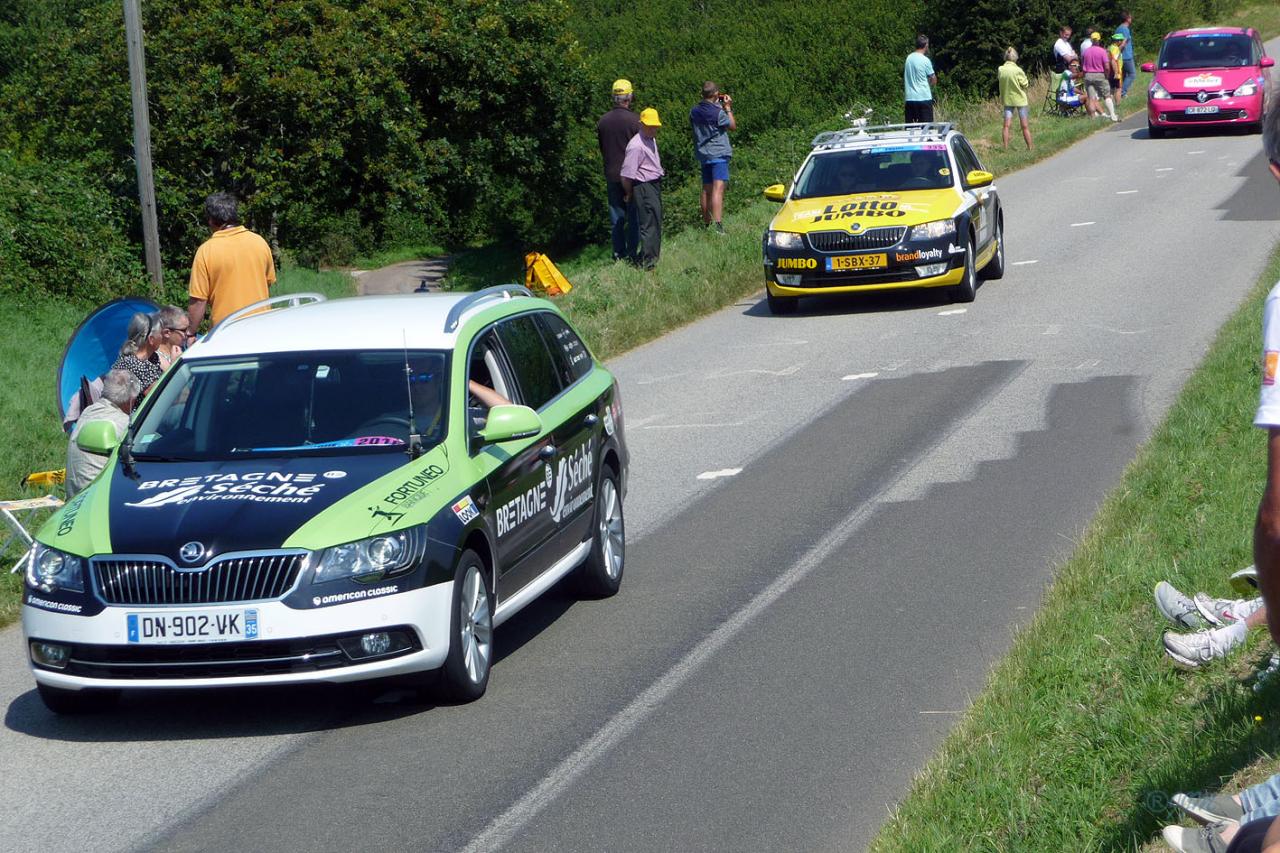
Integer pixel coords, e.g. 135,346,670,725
3,495,64,574
1043,81,1085,118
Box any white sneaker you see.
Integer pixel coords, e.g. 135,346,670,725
1193,593,1263,626
1155,582,1205,630
1163,627,1245,668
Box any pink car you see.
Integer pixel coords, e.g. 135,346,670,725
1142,26,1272,138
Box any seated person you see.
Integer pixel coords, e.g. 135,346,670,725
66,369,139,497
1058,62,1084,105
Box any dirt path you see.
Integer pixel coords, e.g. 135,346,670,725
352,256,450,295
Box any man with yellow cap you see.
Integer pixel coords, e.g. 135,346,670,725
597,79,642,262
620,108,665,271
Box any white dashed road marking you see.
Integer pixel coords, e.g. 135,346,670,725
1115,190,1139,195
696,468,743,480
1156,167,1174,172
937,309,967,316
1012,260,1038,266
841,372,879,381
1070,221,1096,227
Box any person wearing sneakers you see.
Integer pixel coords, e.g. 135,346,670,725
1081,35,1118,122
1161,100,1280,853
597,78,642,262
1156,579,1266,666
690,81,736,234
620,108,665,271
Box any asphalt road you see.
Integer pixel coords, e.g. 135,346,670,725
4,82,1280,852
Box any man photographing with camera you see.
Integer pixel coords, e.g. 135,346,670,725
690,81,736,234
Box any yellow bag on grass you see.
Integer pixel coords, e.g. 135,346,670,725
524,252,573,297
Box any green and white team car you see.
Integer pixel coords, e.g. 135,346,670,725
22,287,628,713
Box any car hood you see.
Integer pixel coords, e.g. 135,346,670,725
1153,66,1263,90
770,188,966,234
101,454,404,563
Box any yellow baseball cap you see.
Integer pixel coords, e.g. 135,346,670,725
639,108,661,127
612,79,633,96
1090,31,1101,41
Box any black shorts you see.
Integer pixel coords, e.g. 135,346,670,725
905,100,934,124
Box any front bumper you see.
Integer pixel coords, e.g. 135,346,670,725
1147,94,1262,127
763,237,966,296
22,583,453,690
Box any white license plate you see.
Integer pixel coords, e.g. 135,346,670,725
126,608,259,644
1185,105,1219,115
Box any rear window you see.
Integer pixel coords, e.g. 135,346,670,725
1158,34,1254,69
496,315,563,410
793,146,952,199
536,313,593,385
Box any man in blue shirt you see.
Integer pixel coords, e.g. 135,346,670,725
1117,12,1135,97
690,81,736,234
904,34,937,123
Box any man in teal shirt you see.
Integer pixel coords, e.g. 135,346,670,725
904,34,937,123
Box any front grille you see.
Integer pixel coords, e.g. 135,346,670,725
800,268,921,288
93,554,306,605
807,227,907,253
1168,90,1231,101
56,627,421,679
1166,109,1248,122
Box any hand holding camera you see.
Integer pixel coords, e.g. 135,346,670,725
718,93,733,110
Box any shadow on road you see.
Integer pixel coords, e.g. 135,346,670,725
740,287,954,320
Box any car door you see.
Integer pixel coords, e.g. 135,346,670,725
952,137,995,253
470,324,560,599
488,314,568,594
533,311,601,554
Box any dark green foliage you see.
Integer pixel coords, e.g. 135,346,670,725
0,0,590,268
0,150,149,302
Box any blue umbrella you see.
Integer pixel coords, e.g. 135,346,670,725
57,296,159,422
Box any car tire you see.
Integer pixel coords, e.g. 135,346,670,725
432,550,493,703
576,464,625,598
980,214,1005,281
1148,123,1165,139
37,682,119,715
949,235,978,303
766,288,798,315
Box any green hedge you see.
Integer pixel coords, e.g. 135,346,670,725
0,150,148,303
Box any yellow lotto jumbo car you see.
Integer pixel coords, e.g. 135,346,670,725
761,122,1004,314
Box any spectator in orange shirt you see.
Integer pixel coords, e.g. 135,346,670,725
186,192,276,335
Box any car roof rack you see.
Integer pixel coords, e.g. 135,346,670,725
443,284,534,333
811,122,954,150
202,292,327,341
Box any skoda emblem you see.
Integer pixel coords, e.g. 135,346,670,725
848,222,863,233
179,541,206,564
1196,90,1209,103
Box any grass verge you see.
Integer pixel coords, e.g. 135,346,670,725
871,242,1280,850
0,266,356,629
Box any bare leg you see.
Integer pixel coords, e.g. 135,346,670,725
700,184,711,225
1002,114,1011,148
710,179,727,225
1020,116,1033,150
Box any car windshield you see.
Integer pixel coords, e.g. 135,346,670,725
792,146,952,199
1158,34,1254,69
130,350,449,460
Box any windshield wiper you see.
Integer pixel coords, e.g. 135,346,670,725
131,453,202,462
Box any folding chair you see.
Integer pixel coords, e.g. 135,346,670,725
2,495,64,574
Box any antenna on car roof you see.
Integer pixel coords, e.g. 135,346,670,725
402,330,423,460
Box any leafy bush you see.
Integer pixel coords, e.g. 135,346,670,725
0,150,148,302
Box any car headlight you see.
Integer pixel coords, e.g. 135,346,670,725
25,545,85,594
311,526,428,584
909,220,956,241
1233,80,1258,97
767,230,805,250
1150,81,1171,99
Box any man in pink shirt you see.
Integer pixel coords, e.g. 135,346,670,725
620,108,665,270
1081,37,1118,121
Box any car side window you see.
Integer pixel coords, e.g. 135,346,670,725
953,138,983,185
468,329,515,431
535,312,593,386
496,314,563,411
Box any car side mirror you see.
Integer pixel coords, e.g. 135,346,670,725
965,170,994,188
762,184,787,202
75,420,121,456
1141,62,1155,72
1262,57,1276,69
479,405,543,445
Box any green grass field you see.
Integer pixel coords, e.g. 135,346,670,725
872,243,1280,850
